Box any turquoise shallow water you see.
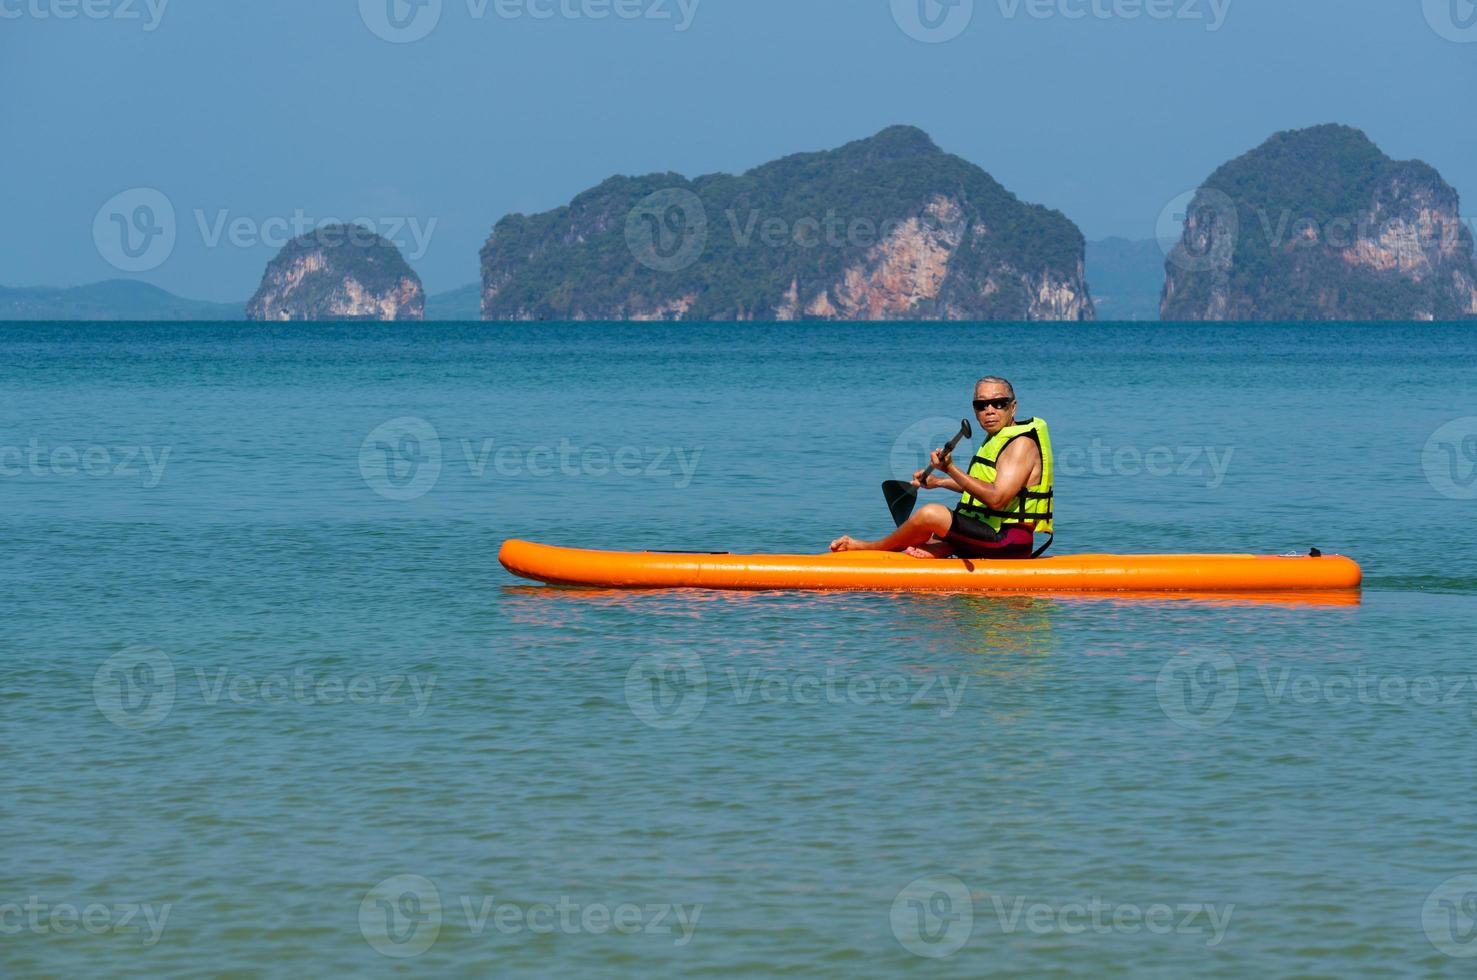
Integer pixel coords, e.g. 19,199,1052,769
2,322,1476,977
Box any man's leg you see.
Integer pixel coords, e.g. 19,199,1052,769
831,504,954,553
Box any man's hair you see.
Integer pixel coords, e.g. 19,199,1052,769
975,376,1016,400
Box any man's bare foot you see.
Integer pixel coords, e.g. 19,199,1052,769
830,536,874,553
904,546,941,559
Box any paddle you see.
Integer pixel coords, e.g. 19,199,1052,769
882,419,972,527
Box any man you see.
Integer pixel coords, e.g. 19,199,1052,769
830,377,1055,559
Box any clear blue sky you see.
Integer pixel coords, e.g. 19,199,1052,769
3,0,1474,300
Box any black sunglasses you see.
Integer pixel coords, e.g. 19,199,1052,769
973,397,1014,412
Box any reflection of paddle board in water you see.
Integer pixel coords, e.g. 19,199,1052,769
499,541,1363,595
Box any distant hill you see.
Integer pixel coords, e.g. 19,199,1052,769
480,126,1094,321
247,225,424,321
0,280,244,321
1085,238,1164,321
425,283,482,321
1162,124,1477,321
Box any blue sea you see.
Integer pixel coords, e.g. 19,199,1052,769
2,322,1475,977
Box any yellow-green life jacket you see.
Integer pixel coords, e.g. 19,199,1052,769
956,417,1055,534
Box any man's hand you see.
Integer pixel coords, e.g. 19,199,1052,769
930,447,954,473
911,468,938,489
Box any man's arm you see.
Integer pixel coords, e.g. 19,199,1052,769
942,437,1039,508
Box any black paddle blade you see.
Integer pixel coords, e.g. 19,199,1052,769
883,418,969,527
882,480,919,527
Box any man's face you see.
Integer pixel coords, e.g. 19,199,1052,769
973,383,1017,436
